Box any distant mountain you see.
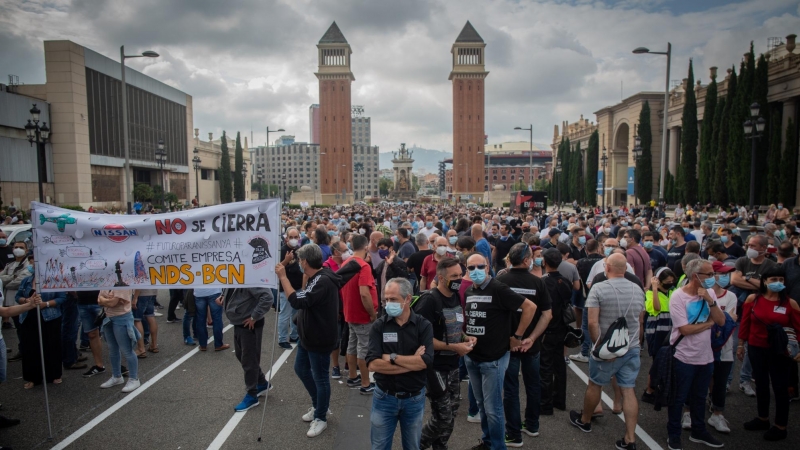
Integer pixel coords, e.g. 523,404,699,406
379,146,451,173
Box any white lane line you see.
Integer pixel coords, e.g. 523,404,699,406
206,344,297,450
51,324,234,450
568,361,664,450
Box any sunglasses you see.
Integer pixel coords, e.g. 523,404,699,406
467,264,487,271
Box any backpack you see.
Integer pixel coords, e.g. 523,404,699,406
710,312,736,353
590,281,635,361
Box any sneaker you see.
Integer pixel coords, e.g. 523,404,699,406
278,342,292,350
565,356,571,365
739,381,756,397
234,394,259,412
569,410,592,432
708,414,730,434
184,337,196,346
682,411,691,430
467,414,481,423
82,366,106,378
569,353,589,363
346,375,362,387
100,376,124,389
688,431,724,448
641,391,656,404
521,422,539,437
331,366,341,379
166,317,181,323
359,383,375,395
667,436,683,450
743,417,770,431
470,440,490,450
505,434,523,447
120,365,129,376
256,382,273,397
302,407,332,422
616,438,637,450
7,353,22,362
0,415,21,428
121,378,140,393
78,344,90,351
307,418,328,438
763,426,787,441
153,312,163,317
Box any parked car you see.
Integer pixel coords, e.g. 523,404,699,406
0,224,33,246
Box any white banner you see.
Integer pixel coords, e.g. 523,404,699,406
31,200,281,292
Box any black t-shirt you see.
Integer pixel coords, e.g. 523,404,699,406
464,278,525,362
666,243,686,273
493,235,517,267
366,310,434,394
496,268,551,355
542,272,572,333
568,243,588,262
76,290,100,305
722,242,746,259
414,288,464,371
0,246,15,271
406,250,433,282
279,244,303,291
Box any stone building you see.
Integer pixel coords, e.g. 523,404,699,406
189,130,251,206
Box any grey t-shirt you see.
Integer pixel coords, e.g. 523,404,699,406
557,261,580,284
584,277,645,349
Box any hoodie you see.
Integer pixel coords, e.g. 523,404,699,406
288,267,342,353
224,287,274,326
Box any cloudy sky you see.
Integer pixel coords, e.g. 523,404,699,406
2,0,798,153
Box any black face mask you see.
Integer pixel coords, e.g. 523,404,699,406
661,282,675,291
447,280,462,292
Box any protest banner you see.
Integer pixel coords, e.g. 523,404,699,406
31,200,280,292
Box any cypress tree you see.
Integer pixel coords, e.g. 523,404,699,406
715,66,736,205
753,54,770,204
766,110,782,202
727,60,747,204
709,95,725,203
585,130,599,206
233,132,245,202
679,60,698,205
218,131,233,203
779,118,798,205
571,141,583,204
636,101,653,203
698,72,717,204
738,43,756,203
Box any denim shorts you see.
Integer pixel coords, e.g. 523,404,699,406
132,295,156,321
78,304,103,333
589,347,641,388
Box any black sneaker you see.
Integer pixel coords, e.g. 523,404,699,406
569,410,591,433
166,317,181,323
667,435,682,450
0,415,20,428
359,383,375,395
743,417,770,431
521,422,539,437
278,342,292,350
346,375,362,387
120,365,129,377
505,434,523,448
763,426,787,441
641,391,656,404
470,440,489,450
616,438,637,450
83,366,106,378
689,431,724,448
7,353,22,362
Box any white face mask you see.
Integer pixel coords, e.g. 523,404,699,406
12,248,25,258
746,248,760,259
341,250,353,259
435,246,447,256
358,228,366,235
288,239,299,248
619,238,628,248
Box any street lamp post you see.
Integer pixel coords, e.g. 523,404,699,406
514,125,533,190
600,144,609,212
242,164,248,201
192,149,201,206
281,173,286,205
633,43,670,203
744,102,766,212
632,125,643,207
24,104,50,203
257,166,264,200
155,139,167,212
555,158,562,205
120,46,159,214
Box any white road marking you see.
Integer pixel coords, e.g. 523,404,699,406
568,360,664,450
206,344,297,450
51,324,234,450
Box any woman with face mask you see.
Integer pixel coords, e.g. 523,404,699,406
737,266,800,441
1,242,32,359
642,268,676,404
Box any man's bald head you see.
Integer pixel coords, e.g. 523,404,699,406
370,231,384,244
606,253,627,277
471,224,484,238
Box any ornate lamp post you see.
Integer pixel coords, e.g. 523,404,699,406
600,144,609,212
24,104,50,203
192,148,201,206
555,158,562,205
632,125,643,206
744,102,766,211
514,125,533,190
155,139,167,211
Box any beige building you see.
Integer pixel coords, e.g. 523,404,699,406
190,130,252,206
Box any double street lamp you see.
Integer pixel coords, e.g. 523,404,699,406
744,102,766,211
513,124,533,190
155,139,167,212
24,104,50,203
192,148,201,206
600,142,609,212
632,125,643,206
555,158,562,204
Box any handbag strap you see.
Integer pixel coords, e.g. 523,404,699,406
673,299,706,349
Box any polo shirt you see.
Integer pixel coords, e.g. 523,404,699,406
366,310,434,394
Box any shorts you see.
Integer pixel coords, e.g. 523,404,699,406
78,304,103,333
347,322,371,360
132,295,156,321
788,341,799,359
571,289,585,309
589,347,640,388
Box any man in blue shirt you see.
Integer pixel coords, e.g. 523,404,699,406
472,224,493,270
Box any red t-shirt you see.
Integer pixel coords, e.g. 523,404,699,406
420,254,439,290
341,257,378,325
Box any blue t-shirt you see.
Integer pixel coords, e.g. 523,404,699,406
475,238,492,266
647,246,668,271
194,288,222,298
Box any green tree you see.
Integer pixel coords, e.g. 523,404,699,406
727,61,747,204
766,110,782,202
679,60,698,205
714,66,736,205
133,183,154,202
379,178,393,197
698,73,717,203
233,132,245,202
164,192,179,208
779,118,798,205
570,141,583,204
218,131,233,203
636,101,653,203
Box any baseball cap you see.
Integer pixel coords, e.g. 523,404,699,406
711,261,734,274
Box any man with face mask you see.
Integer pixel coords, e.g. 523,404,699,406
0,232,14,271
367,277,434,450
420,236,451,292
277,227,303,350
493,224,517,273
642,231,668,271
446,229,459,253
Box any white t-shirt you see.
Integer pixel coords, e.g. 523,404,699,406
716,290,738,362
418,227,436,238
586,259,635,287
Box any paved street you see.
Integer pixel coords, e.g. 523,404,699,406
1,291,798,450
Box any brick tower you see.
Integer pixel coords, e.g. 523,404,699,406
450,21,488,202
316,21,354,205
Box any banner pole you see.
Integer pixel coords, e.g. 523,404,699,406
257,302,280,442
31,208,54,440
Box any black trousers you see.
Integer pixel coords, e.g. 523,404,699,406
168,289,185,321
21,314,62,385
233,320,267,397
539,330,567,412
748,345,791,426
420,368,461,450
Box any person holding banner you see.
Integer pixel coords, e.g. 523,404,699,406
97,289,141,393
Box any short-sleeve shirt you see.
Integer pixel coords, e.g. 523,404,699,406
557,261,580,285
667,243,686,273
584,277,644,349
626,245,652,285
414,288,464,371
734,257,777,287
366,310,434,393
669,287,717,365
496,268,551,355
419,254,438,288
341,257,378,325
716,290,738,362
398,240,417,261
464,278,526,363
646,246,668,271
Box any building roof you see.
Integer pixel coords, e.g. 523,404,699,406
319,21,348,44
455,21,484,43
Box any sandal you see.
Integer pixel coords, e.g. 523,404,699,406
24,382,34,389
136,352,147,359
52,379,62,385
148,347,159,353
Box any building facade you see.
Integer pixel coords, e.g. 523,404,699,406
352,116,371,146
190,130,251,206
309,104,320,145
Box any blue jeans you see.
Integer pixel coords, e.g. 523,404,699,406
278,292,298,343
504,353,541,439
370,386,426,450
667,359,713,438
468,380,479,416
581,303,590,357
465,352,510,449
294,344,331,421
103,313,140,380
60,296,79,366
194,295,224,348
183,310,196,340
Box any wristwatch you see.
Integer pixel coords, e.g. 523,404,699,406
390,353,397,365
709,301,717,308
513,334,523,341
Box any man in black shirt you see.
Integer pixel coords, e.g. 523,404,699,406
497,244,552,445
493,223,517,272
463,253,536,449
666,226,687,275
367,278,434,450
406,233,433,293
417,258,477,450
540,248,572,414
719,228,745,259
567,226,588,263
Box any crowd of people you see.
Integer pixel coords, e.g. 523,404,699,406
2,200,800,450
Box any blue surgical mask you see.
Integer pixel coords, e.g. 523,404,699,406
328,230,336,237
470,269,487,285
426,222,433,229
716,274,730,288
720,236,729,244
643,241,654,250
534,257,543,267
604,247,613,257
298,261,305,274
0,239,6,246
578,236,586,245
28,265,34,275
700,276,715,289
768,282,786,292
385,301,404,317
449,236,458,245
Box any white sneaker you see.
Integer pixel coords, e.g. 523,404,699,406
467,414,481,423
303,407,332,422
708,414,731,434
740,381,756,397
153,312,163,317
307,419,327,437
100,376,124,389
568,353,589,363
122,378,141,393
682,411,691,430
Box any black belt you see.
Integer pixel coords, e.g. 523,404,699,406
383,389,422,399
